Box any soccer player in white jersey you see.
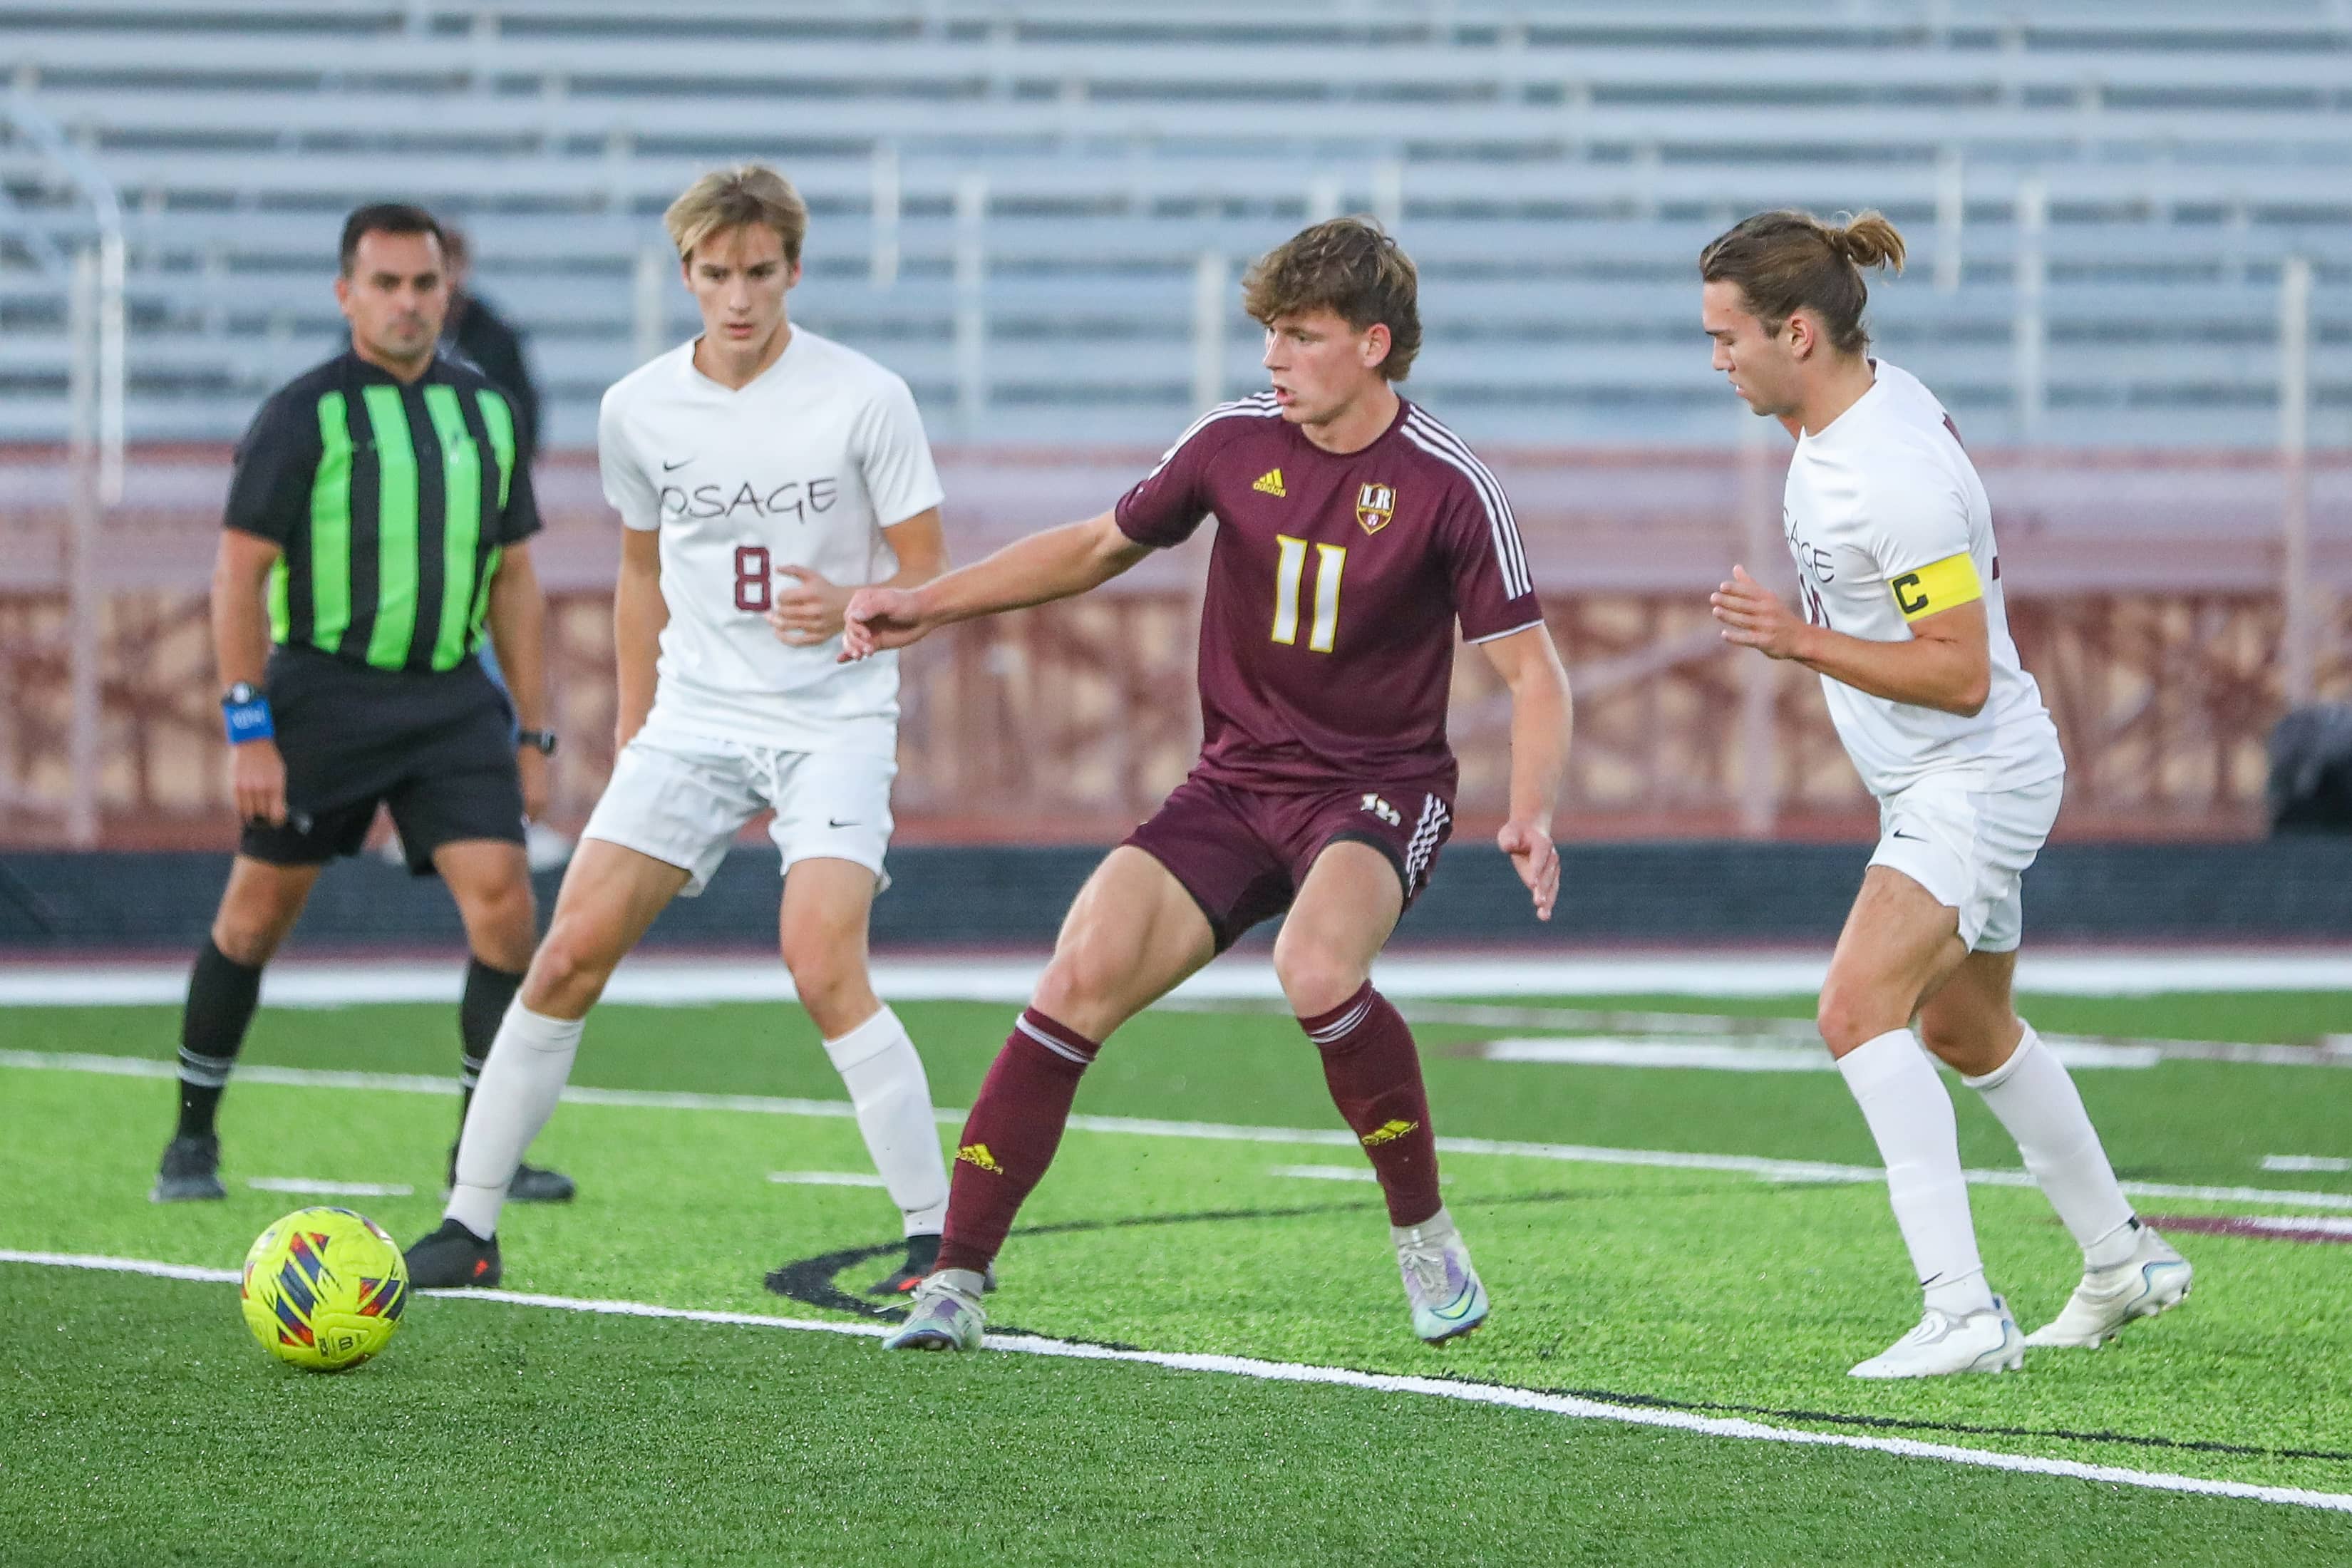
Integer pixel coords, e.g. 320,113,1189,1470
1699,210,2191,1378
405,165,958,1294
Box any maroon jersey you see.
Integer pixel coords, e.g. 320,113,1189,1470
1115,391,1541,793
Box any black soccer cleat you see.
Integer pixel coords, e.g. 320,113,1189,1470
510,1162,576,1204
865,1234,996,1297
867,1232,943,1296
150,1134,226,1202
403,1217,502,1289
446,1146,575,1205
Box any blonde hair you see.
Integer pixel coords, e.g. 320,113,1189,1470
1698,210,1906,355
1242,217,1422,381
664,164,809,267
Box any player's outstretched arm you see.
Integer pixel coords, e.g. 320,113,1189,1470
1710,564,1991,716
1480,624,1573,922
840,509,1152,662
767,507,947,649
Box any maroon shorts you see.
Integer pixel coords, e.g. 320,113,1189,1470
1124,773,1455,952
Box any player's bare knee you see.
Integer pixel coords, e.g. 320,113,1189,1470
522,919,614,1016
782,944,871,1036
212,880,305,966
209,912,288,969
1272,939,1363,1021
1815,983,1894,1058
1917,1015,2013,1078
461,882,537,973
1031,945,1126,1038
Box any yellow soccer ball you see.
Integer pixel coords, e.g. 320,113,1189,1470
239,1207,409,1371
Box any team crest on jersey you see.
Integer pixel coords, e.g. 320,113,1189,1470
1355,483,1396,535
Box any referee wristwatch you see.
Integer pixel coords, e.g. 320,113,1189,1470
517,728,559,756
221,682,274,745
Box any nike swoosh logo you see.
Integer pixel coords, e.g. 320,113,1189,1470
827,817,860,829
661,458,691,471
1890,830,1924,841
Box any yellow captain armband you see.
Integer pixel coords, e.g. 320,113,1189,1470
1887,551,1984,623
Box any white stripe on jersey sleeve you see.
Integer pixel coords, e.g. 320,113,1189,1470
1399,411,1533,599
1140,392,1283,481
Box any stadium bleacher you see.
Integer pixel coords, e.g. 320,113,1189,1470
4,0,2351,448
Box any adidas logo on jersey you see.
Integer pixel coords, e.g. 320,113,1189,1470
956,1143,1004,1173
1252,468,1286,497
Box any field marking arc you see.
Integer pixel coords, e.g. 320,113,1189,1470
3,1249,2347,1517
7,1048,2350,1212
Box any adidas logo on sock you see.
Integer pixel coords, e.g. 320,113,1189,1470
1252,468,1286,497
956,1143,1004,1173
1361,1118,1420,1147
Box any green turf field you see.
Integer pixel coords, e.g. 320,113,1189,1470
4,990,2351,1565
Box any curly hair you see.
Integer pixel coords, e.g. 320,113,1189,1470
1242,217,1422,381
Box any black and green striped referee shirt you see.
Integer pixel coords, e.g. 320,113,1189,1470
224,350,541,674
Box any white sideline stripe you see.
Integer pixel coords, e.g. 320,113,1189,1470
246,1177,415,1197
768,1170,889,1188
1,1249,2345,1517
2265,1155,2352,1174
11,1048,2352,1213
2,950,2349,1008
1483,1037,2162,1072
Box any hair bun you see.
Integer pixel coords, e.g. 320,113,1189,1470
1831,212,1907,273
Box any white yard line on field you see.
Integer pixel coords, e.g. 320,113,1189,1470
768,1171,889,1188
1,949,2348,1009
9,1047,2352,1213
246,1177,415,1197
2266,1155,2352,1174
1269,1164,1382,1182
1,1247,2346,1516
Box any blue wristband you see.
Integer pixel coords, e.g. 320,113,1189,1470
223,693,274,744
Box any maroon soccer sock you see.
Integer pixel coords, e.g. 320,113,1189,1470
935,1009,1100,1277
1301,983,1443,1227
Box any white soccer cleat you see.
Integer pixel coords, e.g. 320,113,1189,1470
1394,1209,1490,1344
881,1272,986,1353
2024,1227,2193,1348
1848,1295,2024,1379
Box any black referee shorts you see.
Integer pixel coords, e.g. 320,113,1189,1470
239,644,525,877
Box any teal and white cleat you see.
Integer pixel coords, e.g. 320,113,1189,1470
1849,1294,2024,1378
1394,1208,1489,1344
881,1271,986,1352
2025,1226,2192,1348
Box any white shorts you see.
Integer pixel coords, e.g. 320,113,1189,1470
1867,770,2063,953
580,723,897,898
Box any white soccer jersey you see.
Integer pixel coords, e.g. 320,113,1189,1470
1780,361,2063,798
597,329,945,755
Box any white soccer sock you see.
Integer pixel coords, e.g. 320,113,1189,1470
1837,1028,1994,1316
1963,1025,2138,1270
445,1004,584,1240
823,1006,949,1237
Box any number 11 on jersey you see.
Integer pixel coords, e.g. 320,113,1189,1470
1272,535,1345,653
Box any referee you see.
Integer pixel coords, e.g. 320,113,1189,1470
151,203,573,1207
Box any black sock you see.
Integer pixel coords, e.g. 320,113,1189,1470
457,956,525,1128
176,938,264,1140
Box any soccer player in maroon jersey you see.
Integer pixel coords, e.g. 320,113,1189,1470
842,218,1574,1349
